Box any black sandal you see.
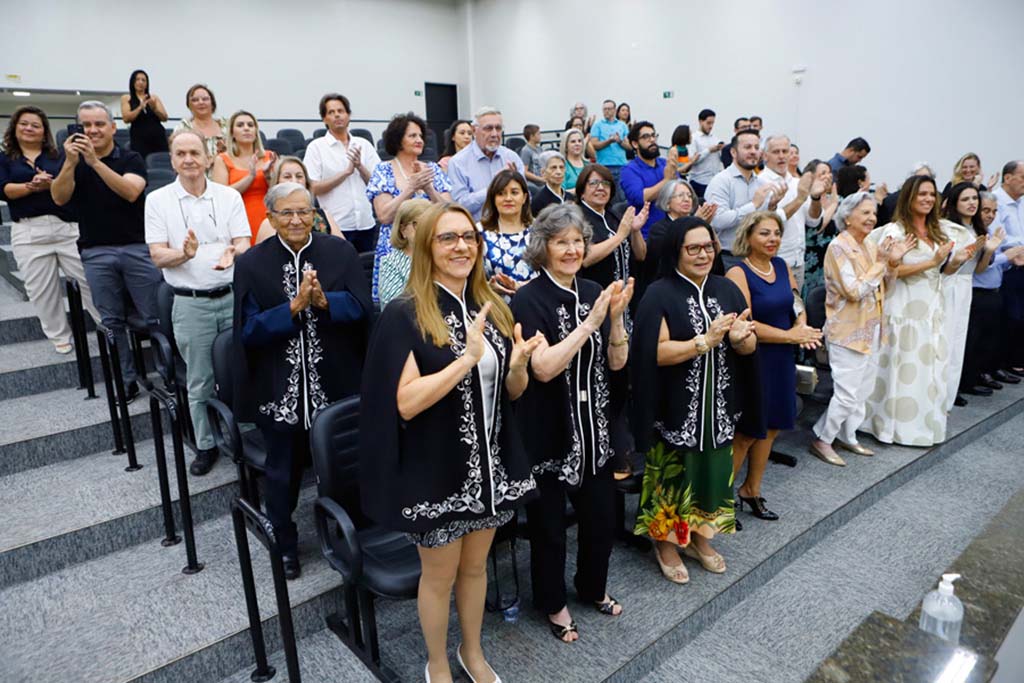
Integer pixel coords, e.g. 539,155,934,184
595,596,622,616
548,618,578,642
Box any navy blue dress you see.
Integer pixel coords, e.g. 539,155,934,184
738,258,797,431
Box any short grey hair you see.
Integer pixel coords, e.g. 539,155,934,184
523,203,593,270
907,162,934,178
835,191,876,230
538,150,564,171
569,102,588,118
264,182,313,212
762,133,790,150
473,106,502,124
655,179,697,213
979,190,997,203
78,100,114,122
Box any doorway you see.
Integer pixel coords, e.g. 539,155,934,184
424,82,458,154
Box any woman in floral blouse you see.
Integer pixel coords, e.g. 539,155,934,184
479,169,535,298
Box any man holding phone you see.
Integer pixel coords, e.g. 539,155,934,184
52,101,162,400
689,108,726,199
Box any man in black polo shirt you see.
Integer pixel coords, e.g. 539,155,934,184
52,101,162,399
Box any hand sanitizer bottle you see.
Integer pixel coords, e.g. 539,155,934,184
918,573,964,645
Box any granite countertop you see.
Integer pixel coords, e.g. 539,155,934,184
806,611,997,683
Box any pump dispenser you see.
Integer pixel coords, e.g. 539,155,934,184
918,573,964,645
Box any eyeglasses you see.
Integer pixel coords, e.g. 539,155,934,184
639,132,659,142
479,124,503,133
271,208,315,220
586,179,613,189
435,230,481,247
683,242,716,256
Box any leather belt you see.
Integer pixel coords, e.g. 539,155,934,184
172,285,233,299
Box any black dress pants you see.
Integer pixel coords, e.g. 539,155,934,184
961,288,1003,390
526,465,615,615
259,425,310,556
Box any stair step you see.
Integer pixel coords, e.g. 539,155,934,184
1,203,9,223
0,221,11,245
0,435,239,589
0,337,101,400
0,386,152,477
0,244,15,273
0,488,343,683
216,629,377,683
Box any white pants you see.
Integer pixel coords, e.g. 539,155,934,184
943,276,972,411
814,332,880,445
10,215,98,345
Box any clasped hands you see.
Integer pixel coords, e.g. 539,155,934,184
290,269,328,316
705,308,755,348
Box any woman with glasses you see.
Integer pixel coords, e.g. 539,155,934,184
174,84,228,159
0,105,98,354
213,110,277,242
360,202,540,683
632,216,757,581
576,164,648,291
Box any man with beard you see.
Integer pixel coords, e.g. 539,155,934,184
706,128,787,268
620,121,677,239
449,105,525,220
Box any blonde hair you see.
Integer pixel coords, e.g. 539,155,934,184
732,210,784,256
226,110,266,157
407,203,514,347
391,199,432,251
950,152,981,186
270,155,310,189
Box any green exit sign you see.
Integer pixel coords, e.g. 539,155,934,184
414,90,423,96
663,91,674,99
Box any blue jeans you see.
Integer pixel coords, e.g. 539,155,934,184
606,165,623,203
80,243,162,384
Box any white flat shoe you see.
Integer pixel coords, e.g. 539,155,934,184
457,644,501,683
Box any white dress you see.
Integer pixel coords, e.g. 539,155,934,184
940,220,978,411
862,223,949,446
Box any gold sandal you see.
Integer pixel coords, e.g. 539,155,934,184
682,544,726,574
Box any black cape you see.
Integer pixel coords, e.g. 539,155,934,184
578,201,628,287
630,218,760,453
232,232,371,429
511,270,622,486
359,286,537,534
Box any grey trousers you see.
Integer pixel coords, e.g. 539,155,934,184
171,293,234,450
80,243,162,384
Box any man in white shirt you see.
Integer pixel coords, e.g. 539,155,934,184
705,129,787,268
689,108,725,198
146,130,251,476
759,134,825,291
304,93,381,252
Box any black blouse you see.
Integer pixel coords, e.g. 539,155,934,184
578,201,628,288
530,184,566,216
360,286,537,534
0,151,75,223
631,271,757,453
512,270,619,486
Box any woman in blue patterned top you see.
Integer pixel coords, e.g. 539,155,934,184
367,112,451,303
480,169,536,298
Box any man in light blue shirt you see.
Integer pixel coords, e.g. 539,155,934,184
590,99,630,195
448,106,525,220
995,160,1024,374
704,129,786,267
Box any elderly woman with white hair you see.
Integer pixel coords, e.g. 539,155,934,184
232,181,372,579
511,202,632,641
809,192,915,465
531,150,569,215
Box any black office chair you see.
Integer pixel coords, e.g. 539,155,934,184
114,129,131,149
276,128,306,152
350,128,373,145
312,128,327,139
206,330,268,506
146,152,172,170
265,138,294,156
805,285,827,330
505,137,526,153
376,138,393,161
420,146,439,163
146,169,177,195
310,398,421,681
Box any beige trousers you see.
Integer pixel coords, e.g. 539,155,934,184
10,215,98,345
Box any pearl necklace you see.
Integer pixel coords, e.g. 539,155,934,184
745,257,774,278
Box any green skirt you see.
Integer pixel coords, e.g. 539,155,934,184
634,438,736,545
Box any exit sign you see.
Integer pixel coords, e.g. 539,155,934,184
663,91,674,99
414,90,423,97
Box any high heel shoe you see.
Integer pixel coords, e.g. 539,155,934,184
682,544,727,573
457,644,502,683
653,546,689,584
737,494,779,521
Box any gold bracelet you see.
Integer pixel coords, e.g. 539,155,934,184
610,336,629,347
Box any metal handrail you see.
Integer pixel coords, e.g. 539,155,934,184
94,322,140,469
231,496,300,683
64,279,97,398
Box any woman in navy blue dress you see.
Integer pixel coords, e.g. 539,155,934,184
726,212,822,521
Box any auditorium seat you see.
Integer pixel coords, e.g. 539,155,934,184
350,128,373,145
146,152,172,170
277,128,306,153
145,169,177,195
312,128,327,138
376,138,393,161
505,137,526,153
264,138,294,156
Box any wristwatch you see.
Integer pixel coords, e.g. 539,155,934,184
694,334,709,354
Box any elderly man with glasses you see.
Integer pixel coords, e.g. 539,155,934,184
146,129,251,475
448,105,525,220
620,120,680,239
232,181,372,579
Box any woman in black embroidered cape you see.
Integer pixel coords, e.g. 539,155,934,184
511,203,632,642
233,182,371,579
360,203,541,683
631,217,758,580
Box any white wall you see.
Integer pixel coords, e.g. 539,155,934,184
2,0,469,140
467,0,1024,187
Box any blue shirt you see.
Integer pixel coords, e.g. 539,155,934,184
620,157,668,238
448,140,525,220
994,187,1024,249
0,151,75,223
591,118,629,168
827,152,850,176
